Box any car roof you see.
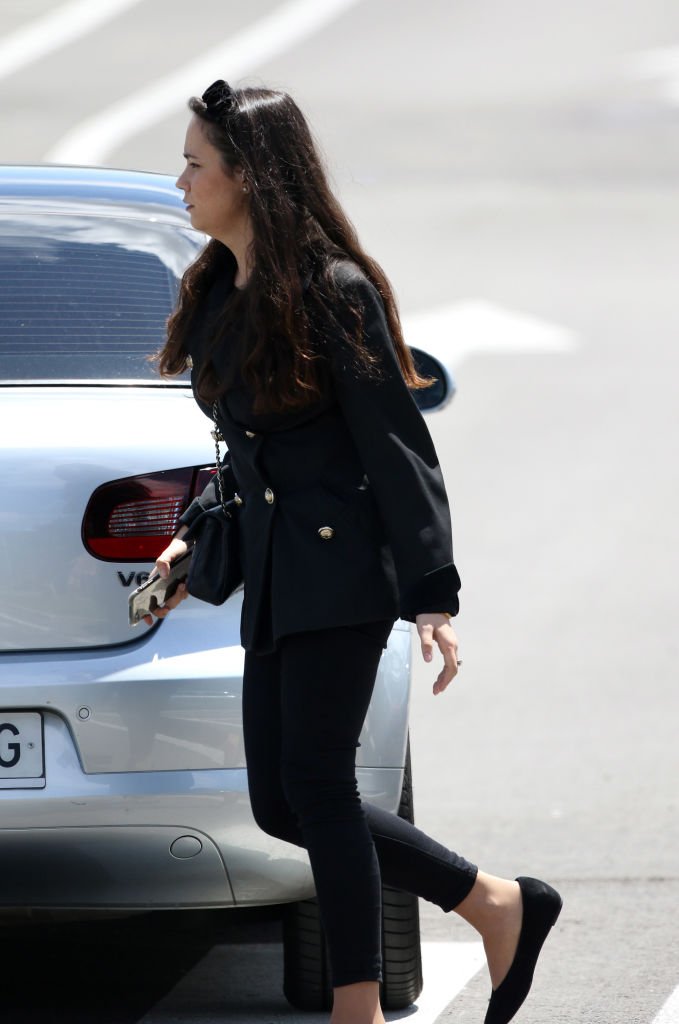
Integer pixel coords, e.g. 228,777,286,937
0,164,185,217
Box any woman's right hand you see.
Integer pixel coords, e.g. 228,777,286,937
142,534,190,626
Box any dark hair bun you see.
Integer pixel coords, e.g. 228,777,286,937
201,80,237,121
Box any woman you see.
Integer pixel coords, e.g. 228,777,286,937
148,80,561,1024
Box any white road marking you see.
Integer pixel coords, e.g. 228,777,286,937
44,0,365,166
402,300,578,372
0,0,144,83
625,46,679,105
385,941,485,1023
652,984,679,1024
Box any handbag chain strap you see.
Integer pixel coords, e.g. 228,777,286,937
210,401,230,516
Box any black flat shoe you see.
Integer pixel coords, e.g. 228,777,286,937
484,876,562,1024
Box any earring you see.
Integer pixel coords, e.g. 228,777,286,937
242,184,249,193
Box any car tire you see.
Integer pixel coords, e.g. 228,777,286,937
282,738,423,1011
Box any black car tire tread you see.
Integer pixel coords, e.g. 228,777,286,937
283,898,331,1010
282,738,423,1011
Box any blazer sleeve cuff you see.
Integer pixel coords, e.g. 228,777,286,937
176,469,224,532
177,494,214,530
400,563,461,622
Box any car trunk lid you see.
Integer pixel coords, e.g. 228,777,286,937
0,385,215,652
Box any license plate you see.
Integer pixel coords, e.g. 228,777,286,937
0,712,45,789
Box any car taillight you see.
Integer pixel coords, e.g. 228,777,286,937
82,467,216,561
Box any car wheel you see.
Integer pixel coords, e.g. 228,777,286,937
282,738,423,1011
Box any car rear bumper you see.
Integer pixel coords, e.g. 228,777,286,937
0,613,410,908
0,714,404,910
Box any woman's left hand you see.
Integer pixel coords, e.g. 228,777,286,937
415,613,461,696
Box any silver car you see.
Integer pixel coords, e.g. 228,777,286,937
0,164,455,1011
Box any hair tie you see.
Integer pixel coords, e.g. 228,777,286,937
201,80,237,121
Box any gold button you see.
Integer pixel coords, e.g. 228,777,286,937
245,430,256,438
318,526,334,540
264,488,274,504
234,493,243,506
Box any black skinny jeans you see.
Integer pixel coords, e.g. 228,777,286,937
242,621,478,988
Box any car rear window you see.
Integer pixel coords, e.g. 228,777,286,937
0,215,201,382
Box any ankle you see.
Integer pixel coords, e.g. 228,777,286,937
454,873,520,937
331,980,383,1024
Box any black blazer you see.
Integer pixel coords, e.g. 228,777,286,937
178,261,461,653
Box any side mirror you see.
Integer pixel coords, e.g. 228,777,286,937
409,348,457,413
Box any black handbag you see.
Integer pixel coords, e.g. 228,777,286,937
183,403,243,606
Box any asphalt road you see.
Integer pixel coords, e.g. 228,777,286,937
2,1,679,1022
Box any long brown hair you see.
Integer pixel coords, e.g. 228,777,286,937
158,80,431,412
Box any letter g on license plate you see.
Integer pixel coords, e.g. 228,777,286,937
0,712,45,789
